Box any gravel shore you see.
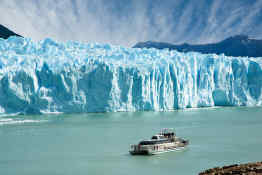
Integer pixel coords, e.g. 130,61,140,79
199,161,262,175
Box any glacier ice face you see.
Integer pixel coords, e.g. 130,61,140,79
0,36,262,114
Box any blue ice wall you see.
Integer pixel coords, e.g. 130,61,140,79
0,37,262,114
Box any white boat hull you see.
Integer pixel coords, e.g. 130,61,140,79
150,146,187,155
130,141,189,155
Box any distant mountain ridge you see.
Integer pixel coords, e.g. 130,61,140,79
1,23,261,58
133,35,262,57
0,24,21,39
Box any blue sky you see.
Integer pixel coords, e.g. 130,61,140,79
1,0,262,46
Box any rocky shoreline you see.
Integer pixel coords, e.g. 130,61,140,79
199,161,262,175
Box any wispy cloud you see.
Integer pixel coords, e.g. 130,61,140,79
0,0,261,46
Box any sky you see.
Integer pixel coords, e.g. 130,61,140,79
1,0,262,47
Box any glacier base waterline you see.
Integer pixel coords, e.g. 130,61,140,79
0,36,262,114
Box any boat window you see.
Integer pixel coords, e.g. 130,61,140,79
151,136,158,140
139,139,169,145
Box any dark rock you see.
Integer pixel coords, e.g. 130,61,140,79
199,161,262,175
0,24,22,39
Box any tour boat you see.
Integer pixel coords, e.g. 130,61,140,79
129,128,189,155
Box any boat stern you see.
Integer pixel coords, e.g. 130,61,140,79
129,144,152,155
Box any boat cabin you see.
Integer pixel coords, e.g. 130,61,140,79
139,139,169,145
138,134,169,146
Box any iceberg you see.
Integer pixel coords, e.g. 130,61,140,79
0,36,262,114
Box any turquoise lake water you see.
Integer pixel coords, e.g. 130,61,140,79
0,107,262,175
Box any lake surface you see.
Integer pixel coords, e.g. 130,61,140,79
0,107,262,175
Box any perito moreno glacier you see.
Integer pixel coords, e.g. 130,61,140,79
0,36,262,114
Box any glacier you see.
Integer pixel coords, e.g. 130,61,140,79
0,36,262,114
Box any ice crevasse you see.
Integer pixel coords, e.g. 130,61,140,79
0,36,262,114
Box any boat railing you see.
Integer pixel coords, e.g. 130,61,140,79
160,128,175,134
